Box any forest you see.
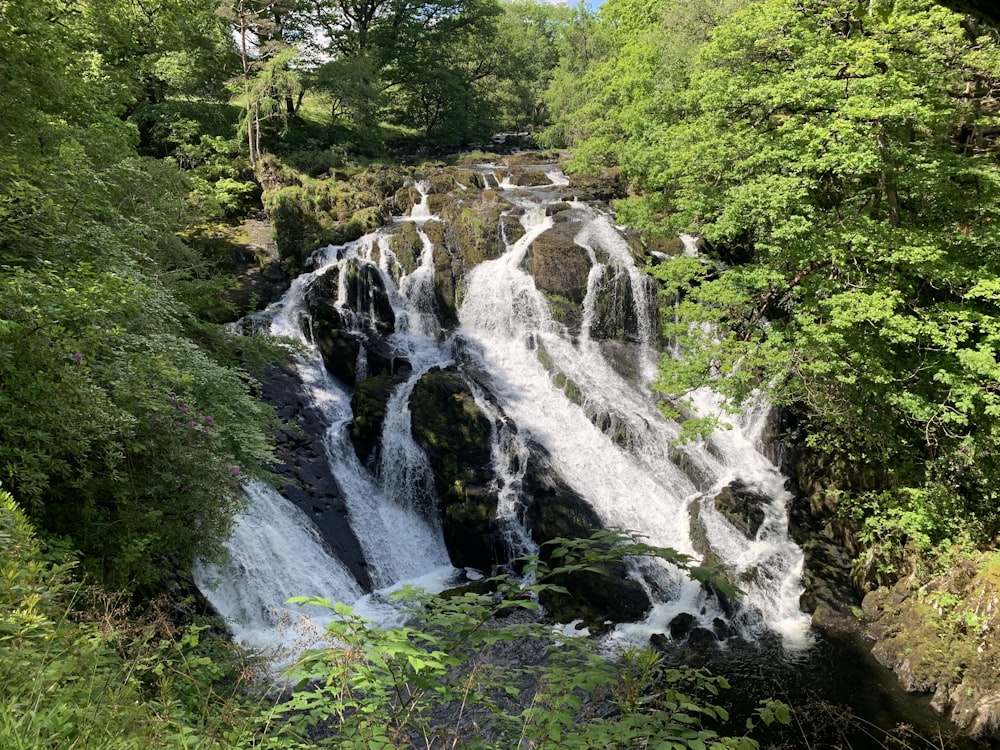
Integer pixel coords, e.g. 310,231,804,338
3,0,1000,747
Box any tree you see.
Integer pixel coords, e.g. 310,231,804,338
640,0,1000,553
294,0,504,148
489,0,576,131
0,0,277,587
539,0,747,163
220,0,303,165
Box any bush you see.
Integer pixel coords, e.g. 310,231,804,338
258,531,783,749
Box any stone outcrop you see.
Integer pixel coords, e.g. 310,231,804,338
712,479,768,539
521,444,651,632
304,261,408,388
524,223,591,335
259,363,371,590
409,366,498,572
863,555,1000,740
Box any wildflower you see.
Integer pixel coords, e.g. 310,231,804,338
70,352,83,362
231,466,240,476
180,405,190,414
188,420,196,427
205,415,215,425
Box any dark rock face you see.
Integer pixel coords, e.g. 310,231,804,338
565,166,628,203
712,479,768,539
350,373,409,468
521,445,651,631
259,364,371,590
305,262,406,387
408,367,499,572
669,612,697,640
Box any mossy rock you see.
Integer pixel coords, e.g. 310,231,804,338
504,151,557,167
409,367,498,570
589,266,650,343
525,225,591,304
712,479,768,539
565,166,628,202
863,553,1000,739
340,260,395,335
500,215,526,246
508,167,554,187
387,221,423,278
441,202,507,268
542,290,584,337
350,374,408,466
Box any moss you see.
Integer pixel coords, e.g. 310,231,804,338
350,374,407,465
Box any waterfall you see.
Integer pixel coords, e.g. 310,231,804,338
198,165,811,659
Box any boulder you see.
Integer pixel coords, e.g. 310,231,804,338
525,225,591,305
409,367,499,571
590,266,656,344
565,166,627,203
508,167,554,187
669,612,697,640
712,479,769,539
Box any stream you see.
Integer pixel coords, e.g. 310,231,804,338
194,159,977,748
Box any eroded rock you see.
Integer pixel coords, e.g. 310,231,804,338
713,479,768,539
863,555,1000,740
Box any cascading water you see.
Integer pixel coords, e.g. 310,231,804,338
197,160,811,661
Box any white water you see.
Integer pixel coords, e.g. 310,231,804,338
198,165,811,659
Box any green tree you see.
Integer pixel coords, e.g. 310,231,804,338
293,0,504,148
489,0,576,131
639,0,1000,556
540,0,748,163
0,0,277,588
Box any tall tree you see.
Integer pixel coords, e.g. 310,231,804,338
219,0,302,165
642,0,1000,548
0,0,276,587
299,0,503,147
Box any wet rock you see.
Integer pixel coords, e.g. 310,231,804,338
409,366,499,571
508,167,554,187
386,221,423,279
712,617,736,640
441,201,508,268
350,373,409,467
565,166,627,203
688,627,719,650
523,445,651,631
259,363,371,589
669,612,697,640
590,266,656,344
526,224,591,305
500,215,526,246
712,479,768,539
305,263,401,387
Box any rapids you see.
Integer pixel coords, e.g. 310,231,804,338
195,162,811,659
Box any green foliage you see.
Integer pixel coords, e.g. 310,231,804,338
0,486,261,750
258,531,776,749
0,0,278,588
563,0,1000,570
